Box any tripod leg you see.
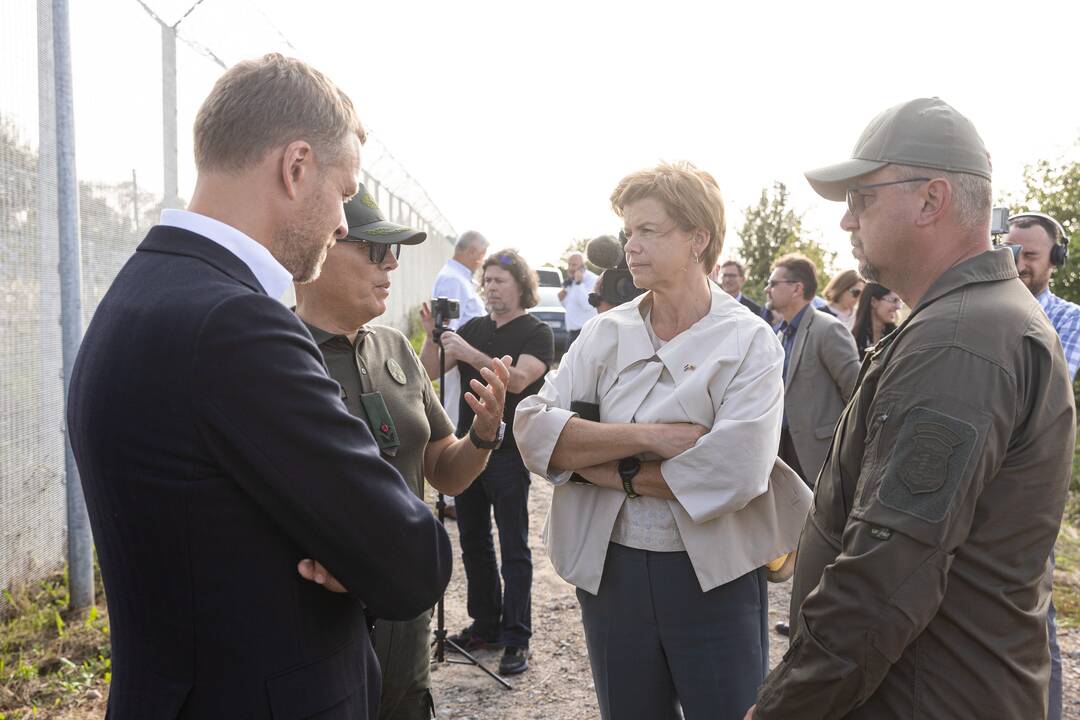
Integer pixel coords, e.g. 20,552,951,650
444,639,513,690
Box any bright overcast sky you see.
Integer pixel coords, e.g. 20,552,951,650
14,0,1078,272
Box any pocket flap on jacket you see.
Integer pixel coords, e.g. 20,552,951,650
266,639,359,719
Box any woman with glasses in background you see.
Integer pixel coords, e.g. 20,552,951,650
823,269,864,330
851,282,902,359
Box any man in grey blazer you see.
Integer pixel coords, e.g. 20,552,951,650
766,254,860,486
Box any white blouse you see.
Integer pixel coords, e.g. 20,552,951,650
514,285,812,595
609,308,685,552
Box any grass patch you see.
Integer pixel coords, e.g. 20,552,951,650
1056,522,1080,629
0,571,109,719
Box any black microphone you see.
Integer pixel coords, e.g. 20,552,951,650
586,234,624,271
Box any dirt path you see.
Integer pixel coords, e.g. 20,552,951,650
42,478,1080,719
431,477,1080,719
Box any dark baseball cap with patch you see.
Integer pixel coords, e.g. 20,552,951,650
805,97,991,202
342,185,427,245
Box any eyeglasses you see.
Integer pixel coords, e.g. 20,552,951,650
359,241,401,265
764,279,799,289
881,295,903,305
588,292,602,308
846,178,931,216
850,287,863,298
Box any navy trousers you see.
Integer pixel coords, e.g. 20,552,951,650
454,449,532,648
577,543,768,720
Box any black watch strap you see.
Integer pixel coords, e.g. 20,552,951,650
469,421,505,450
618,456,641,498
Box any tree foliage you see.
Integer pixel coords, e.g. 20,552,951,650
734,181,835,302
1015,149,1080,304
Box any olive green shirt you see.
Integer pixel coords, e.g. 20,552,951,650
756,248,1076,719
303,321,455,499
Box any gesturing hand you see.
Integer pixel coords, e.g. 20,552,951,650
297,559,348,593
467,355,512,442
650,422,709,459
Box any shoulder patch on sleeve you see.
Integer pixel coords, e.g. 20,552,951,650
877,406,978,523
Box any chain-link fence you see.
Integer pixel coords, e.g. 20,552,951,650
0,0,456,598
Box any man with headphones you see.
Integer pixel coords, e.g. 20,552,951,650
1007,211,1079,375
1005,211,1078,720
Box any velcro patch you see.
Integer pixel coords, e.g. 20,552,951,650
877,406,977,523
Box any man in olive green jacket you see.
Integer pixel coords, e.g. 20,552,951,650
750,98,1075,719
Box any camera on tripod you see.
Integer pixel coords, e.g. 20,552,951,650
431,296,460,338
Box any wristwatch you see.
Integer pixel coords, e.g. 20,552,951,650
469,421,505,450
618,456,641,499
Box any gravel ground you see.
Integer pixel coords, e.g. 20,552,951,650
45,477,1080,719
431,477,1080,719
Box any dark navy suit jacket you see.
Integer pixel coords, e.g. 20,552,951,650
67,225,452,719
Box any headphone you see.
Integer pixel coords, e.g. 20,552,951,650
1009,212,1071,266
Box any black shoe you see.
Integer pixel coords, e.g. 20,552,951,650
498,646,529,675
775,622,790,637
447,625,500,653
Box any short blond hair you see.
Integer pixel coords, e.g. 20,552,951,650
194,53,365,173
609,161,726,272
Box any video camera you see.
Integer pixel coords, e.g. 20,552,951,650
430,296,459,338
990,207,1021,262
586,231,645,308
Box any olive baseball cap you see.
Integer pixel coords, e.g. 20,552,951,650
805,97,991,202
342,185,427,245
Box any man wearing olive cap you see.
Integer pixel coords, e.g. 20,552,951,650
749,98,1075,719
295,189,510,719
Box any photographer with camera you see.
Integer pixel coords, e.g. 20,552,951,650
558,251,598,346
421,249,554,676
295,191,510,720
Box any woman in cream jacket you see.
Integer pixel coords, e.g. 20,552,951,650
515,162,810,720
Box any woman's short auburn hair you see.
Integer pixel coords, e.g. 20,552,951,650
609,161,726,273
481,248,540,310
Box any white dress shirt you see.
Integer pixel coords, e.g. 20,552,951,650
515,285,811,594
561,269,599,331
158,209,292,300
432,258,485,330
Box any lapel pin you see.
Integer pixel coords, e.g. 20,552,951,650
683,363,696,372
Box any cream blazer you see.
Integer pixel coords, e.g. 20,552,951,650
514,286,812,595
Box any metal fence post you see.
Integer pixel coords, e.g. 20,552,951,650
161,22,179,210
52,0,94,611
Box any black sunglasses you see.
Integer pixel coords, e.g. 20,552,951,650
846,178,931,215
850,287,862,298
588,292,602,308
359,241,401,264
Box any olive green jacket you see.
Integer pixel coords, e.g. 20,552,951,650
756,248,1076,719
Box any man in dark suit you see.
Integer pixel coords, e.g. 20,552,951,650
714,259,764,316
66,54,451,719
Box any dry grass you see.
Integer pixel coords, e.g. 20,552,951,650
0,572,109,719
